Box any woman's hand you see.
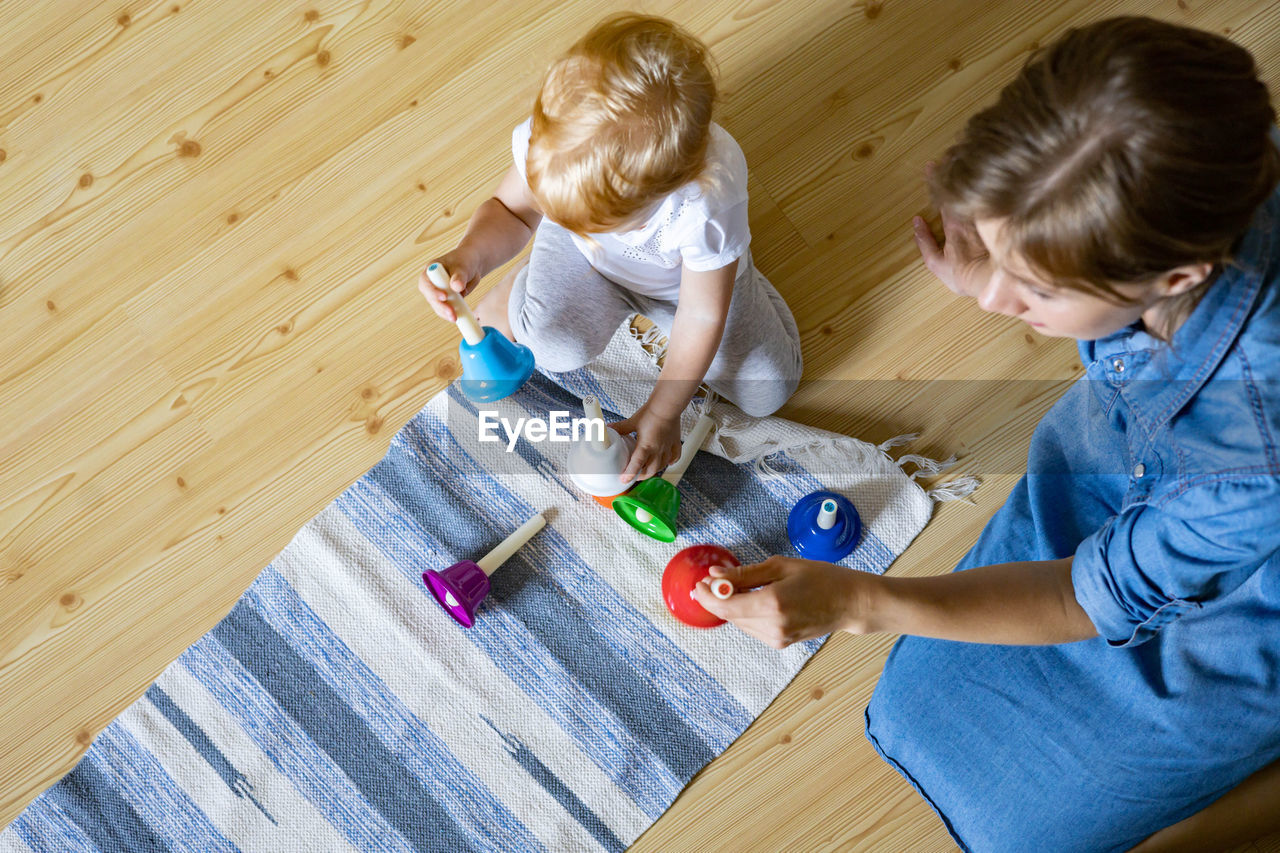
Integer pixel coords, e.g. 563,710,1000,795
611,405,683,482
691,556,872,648
911,164,993,297
419,247,483,323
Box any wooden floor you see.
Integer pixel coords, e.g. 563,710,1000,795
2,0,1279,849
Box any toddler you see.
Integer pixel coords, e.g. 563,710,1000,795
420,13,803,480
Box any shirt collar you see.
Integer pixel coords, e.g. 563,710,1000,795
1083,187,1277,425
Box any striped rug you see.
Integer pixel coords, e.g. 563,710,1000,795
1,324,957,853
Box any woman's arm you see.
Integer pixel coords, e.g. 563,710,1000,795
693,555,1098,648
872,556,1097,644
612,259,735,481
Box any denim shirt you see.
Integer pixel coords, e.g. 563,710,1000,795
1070,185,1280,647
867,182,1280,853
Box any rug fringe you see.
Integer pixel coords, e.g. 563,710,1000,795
895,452,959,480
626,314,669,368
731,433,898,482
877,433,919,452
926,475,982,503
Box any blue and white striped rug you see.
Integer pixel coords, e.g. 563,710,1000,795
2,325,964,853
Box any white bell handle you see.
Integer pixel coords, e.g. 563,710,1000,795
425,263,485,346
708,577,734,600
476,513,546,576
582,396,612,450
661,410,716,485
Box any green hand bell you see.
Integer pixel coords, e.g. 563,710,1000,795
612,406,717,542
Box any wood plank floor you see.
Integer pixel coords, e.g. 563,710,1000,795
2,0,1278,849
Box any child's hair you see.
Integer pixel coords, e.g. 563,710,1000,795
525,13,717,235
931,16,1279,306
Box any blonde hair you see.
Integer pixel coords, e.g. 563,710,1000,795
525,14,717,235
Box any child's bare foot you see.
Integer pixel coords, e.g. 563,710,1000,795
475,262,523,341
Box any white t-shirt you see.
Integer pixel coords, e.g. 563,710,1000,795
512,118,752,301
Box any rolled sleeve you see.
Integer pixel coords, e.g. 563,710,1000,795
1072,475,1280,647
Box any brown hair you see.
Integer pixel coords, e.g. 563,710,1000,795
526,14,717,235
932,16,1279,306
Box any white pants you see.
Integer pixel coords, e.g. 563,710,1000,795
508,220,803,417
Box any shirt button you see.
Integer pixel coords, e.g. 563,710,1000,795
1113,359,1125,372
1133,463,1145,478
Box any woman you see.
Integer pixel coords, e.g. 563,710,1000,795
695,16,1280,852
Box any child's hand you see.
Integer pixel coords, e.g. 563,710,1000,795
611,405,683,481
419,248,482,323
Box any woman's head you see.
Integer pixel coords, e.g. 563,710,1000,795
525,14,716,235
933,16,1279,340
